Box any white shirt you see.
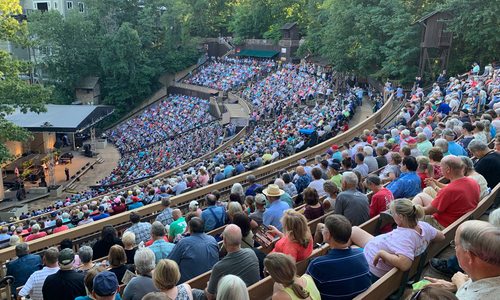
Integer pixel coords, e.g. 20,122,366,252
456,276,500,300
308,179,327,198
18,266,60,300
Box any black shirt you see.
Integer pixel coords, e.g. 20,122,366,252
92,238,124,260
475,151,500,188
125,248,137,265
42,270,86,300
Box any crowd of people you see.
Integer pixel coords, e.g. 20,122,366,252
3,61,500,300
182,57,277,91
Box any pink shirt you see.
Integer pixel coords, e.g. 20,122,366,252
364,221,437,277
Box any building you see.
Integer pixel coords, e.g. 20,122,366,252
75,76,101,105
4,104,113,155
21,0,86,15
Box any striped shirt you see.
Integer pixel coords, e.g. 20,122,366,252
306,248,371,300
18,266,59,300
125,222,152,244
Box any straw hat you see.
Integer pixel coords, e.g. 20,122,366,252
262,184,284,197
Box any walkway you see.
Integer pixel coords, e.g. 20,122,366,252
349,98,373,127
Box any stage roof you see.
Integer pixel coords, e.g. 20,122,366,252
5,104,114,132
237,49,279,58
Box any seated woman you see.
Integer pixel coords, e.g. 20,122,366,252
264,252,321,300
350,199,445,282
268,209,313,262
303,188,325,221
322,181,338,213
107,245,134,284
151,259,193,300
428,147,444,179
379,152,402,183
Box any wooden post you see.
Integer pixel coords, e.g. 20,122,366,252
0,168,4,201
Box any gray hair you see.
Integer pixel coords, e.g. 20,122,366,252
458,220,500,266
31,223,41,233
460,156,474,174
78,246,93,264
417,133,427,141
434,138,449,152
134,247,156,275
231,183,244,197
151,221,166,237
489,208,500,227
15,243,29,257
122,231,136,247
363,146,373,156
468,139,489,153
246,175,256,183
216,274,250,300
274,178,285,189
342,171,358,188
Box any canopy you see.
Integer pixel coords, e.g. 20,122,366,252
236,49,279,58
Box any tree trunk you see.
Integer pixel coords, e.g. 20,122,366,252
0,167,4,201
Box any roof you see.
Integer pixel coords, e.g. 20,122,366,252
5,104,114,132
236,49,279,58
415,10,451,24
75,76,99,89
281,22,297,30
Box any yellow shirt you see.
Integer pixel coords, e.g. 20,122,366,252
283,274,321,300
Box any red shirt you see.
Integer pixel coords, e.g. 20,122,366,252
24,232,47,242
431,177,480,227
53,225,69,234
112,204,127,215
272,236,313,262
144,236,169,247
369,188,394,218
417,172,428,189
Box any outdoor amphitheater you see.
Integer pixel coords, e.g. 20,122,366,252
1,5,499,300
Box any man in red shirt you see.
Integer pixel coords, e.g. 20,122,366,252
365,175,394,218
53,219,69,234
422,155,480,230
24,224,47,242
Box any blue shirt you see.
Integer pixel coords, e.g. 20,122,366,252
92,212,110,221
235,163,245,174
448,141,468,156
201,206,226,231
437,103,451,115
213,173,225,183
245,183,263,196
148,239,175,263
128,202,144,210
224,165,235,178
167,233,219,283
387,171,421,198
307,248,371,300
294,174,312,194
7,254,42,294
263,200,290,231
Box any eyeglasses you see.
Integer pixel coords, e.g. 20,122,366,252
449,240,456,249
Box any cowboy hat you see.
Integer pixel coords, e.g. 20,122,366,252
262,184,285,197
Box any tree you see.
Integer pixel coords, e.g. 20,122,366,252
440,0,500,75
0,0,51,164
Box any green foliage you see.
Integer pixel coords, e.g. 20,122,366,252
0,0,52,163
28,0,200,119
439,0,500,75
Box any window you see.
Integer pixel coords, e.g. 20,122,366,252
36,2,49,11
54,2,57,9
67,1,73,9
78,2,84,12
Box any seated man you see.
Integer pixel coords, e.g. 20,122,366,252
201,194,225,232
7,243,43,297
307,215,371,299
424,220,500,299
167,217,219,283
205,225,260,300
418,155,480,230
334,172,369,226
387,156,421,198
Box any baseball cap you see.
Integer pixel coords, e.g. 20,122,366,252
298,158,307,165
58,248,75,266
461,108,469,114
93,271,119,297
189,200,199,210
329,162,341,171
331,144,339,150
254,194,267,205
325,149,334,156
